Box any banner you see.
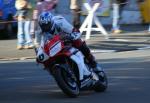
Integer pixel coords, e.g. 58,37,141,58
82,0,110,16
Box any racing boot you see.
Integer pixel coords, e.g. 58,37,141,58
86,53,103,73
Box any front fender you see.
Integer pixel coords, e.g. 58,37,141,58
52,64,71,74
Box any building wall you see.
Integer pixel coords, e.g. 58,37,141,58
55,0,142,25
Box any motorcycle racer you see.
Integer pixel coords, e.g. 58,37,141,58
37,11,102,74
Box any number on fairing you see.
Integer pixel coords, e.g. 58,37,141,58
49,42,62,57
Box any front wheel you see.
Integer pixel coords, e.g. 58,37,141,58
94,71,108,92
53,64,79,97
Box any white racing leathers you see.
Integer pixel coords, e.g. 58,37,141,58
37,15,91,80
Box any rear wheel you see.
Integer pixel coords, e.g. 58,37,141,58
53,64,79,97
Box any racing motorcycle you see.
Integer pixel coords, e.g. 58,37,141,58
36,34,107,97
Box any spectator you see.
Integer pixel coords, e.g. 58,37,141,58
112,0,127,34
28,0,37,39
70,0,82,29
32,0,44,48
32,0,58,48
14,0,34,50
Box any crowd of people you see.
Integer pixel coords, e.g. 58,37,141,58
111,0,149,34
14,0,82,50
14,0,58,50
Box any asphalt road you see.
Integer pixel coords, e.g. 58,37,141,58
0,54,150,103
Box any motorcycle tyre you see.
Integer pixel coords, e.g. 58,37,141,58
94,71,108,92
53,66,80,98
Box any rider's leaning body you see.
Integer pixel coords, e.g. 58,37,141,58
37,11,101,72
